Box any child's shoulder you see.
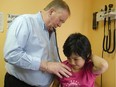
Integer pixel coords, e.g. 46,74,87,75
62,60,71,67
62,60,68,64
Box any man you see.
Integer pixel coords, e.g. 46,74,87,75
4,0,72,87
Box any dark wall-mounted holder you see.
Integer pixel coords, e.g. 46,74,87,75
92,12,99,30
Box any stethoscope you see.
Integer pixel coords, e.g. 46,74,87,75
53,29,62,62
103,16,116,54
102,4,116,54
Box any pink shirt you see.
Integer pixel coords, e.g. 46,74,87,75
58,60,99,87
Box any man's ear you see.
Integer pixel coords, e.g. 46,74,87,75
48,7,56,15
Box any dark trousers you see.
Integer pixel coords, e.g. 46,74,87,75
4,73,36,87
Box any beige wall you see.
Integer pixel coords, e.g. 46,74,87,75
90,0,116,87
0,0,115,87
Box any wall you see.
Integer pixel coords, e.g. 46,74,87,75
90,0,116,87
0,0,115,87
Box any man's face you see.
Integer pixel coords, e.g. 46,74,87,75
48,8,69,31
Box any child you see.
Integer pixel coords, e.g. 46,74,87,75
52,33,108,87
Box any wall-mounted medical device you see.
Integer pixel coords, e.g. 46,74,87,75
93,4,115,29
93,4,116,54
98,5,116,20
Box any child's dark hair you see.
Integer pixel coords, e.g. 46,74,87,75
63,33,92,62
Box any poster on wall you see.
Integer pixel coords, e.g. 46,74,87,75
7,14,20,28
0,12,4,32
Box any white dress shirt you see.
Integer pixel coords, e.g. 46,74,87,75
4,12,60,87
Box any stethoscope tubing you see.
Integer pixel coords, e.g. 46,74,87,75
103,17,115,53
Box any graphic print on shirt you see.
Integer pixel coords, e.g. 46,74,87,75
64,80,80,87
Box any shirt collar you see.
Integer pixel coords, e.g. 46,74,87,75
37,11,46,30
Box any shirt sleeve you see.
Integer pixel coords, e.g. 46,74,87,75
4,15,41,70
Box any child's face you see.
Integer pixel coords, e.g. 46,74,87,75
68,53,85,71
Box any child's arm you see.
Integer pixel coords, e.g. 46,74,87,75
92,55,108,74
51,77,60,87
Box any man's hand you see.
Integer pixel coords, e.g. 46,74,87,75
40,61,72,78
